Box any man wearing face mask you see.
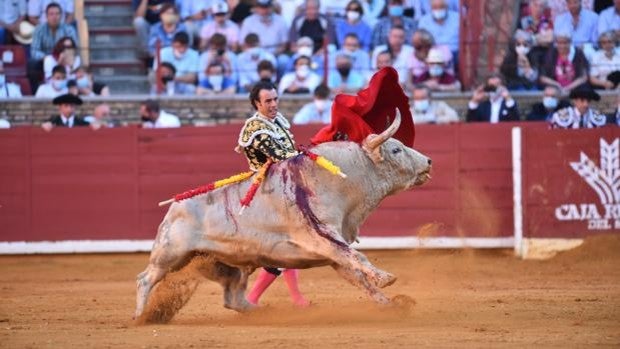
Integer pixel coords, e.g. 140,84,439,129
371,0,416,48
418,0,460,60
335,0,373,51
139,99,181,128
371,26,414,85
289,0,336,54
35,64,68,98
293,84,333,124
415,47,460,92
147,3,189,57
336,33,370,74
154,31,199,95
278,55,321,94
527,85,571,121
237,34,277,92
466,74,520,123
0,62,23,98
41,93,89,131
196,62,236,95
410,85,458,124
550,85,607,129
328,52,366,94
284,36,325,78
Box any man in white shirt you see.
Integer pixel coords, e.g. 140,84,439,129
239,0,288,56
140,99,181,128
410,85,458,124
35,64,68,98
28,0,73,24
0,62,23,98
371,26,413,85
293,84,332,124
466,75,520,123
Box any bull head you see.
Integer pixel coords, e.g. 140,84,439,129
362,109,402,163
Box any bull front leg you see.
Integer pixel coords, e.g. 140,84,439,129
332,264,391,304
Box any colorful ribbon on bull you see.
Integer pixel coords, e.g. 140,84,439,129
157,151,347,213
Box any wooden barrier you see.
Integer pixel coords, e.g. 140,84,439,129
0,123,547,252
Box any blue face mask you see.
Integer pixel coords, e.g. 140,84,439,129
52,79,67,90
429,65,443,77
388,5,404,17
543,96,558,109
77,76,90,88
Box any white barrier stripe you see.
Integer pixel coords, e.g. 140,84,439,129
0,237,515,255
512,127,524,258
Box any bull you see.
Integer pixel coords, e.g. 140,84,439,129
134,110,432,322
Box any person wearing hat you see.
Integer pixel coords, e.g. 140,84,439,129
199,2,240,52
41,93,89,131
549,85,607,129
415,47,460,92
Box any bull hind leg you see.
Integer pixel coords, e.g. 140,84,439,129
193,255,254,312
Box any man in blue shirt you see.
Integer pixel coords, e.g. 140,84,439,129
154,31,199,95
293,84,333,124
598,1,620,37
418,0,460,54
554,0,599,47
327,52,366,93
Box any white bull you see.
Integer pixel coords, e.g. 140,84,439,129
135,111,432,323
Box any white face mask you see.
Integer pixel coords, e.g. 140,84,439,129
314,99,327,111
297,46,313,58
296,65,310,78
346,10,360,22
413,99,430,112
542,96,558,109
208,75,224,91
432,9,447,20
515,44,531,56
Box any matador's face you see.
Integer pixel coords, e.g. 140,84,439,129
256,88,279,119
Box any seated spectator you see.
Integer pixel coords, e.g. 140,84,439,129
0,61,23,98
335,0,373,51
72,66,110,97
278,55,321,94
289,0,336,54
371,26,414,84
293,84,332,124
527,85,571,121
199,33,238,88
410,84,458,124
323,0,353,17
550,85,606,128
0,0,26,44
148,3,189,57
35,64,68,98
407,28,454,89
29,3,78,91
367,50,393,80
153,61,177,95
133,0,175,58
28,0,74,25
418,0,460,57
589,31,620,90
284,36,326,78
336,33,370,75
540,30,589,93
413,0,459,20
518,0,554,64
278,0,305,27
257,59,277,83
237,34,277,92
500,30,540,90
547,0,592,18
199,2,240,52
230,0,254,25
598,1,620,38
84,104,115,129
177,0,209,42
154,31,199,95
466,74,519,123
371,0,417,49
44,36,80,81
41,93,89,131
415,48,460,92
553,0,598,47
239,0,288,57
140,99,181,128
360,0,386,27
327,52,366,93
197,62,236,95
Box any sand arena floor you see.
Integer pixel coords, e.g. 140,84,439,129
1,235,619,348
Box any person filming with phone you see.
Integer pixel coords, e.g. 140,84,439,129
466,73,520,123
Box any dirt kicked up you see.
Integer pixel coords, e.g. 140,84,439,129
1,235,619,348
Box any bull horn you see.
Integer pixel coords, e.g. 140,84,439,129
366,108,401,151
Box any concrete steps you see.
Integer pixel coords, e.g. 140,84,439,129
85,0,148,94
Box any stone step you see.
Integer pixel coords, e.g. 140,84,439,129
90,45,137,61
90,59,146,76
86,13,134,27
89,27,137,47
84,0,133,17
96,75,150,94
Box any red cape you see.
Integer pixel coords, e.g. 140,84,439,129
311,67,415,147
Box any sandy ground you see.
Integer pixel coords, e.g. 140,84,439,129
1,236,619,348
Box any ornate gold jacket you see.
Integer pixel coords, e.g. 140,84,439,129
237,112,298,171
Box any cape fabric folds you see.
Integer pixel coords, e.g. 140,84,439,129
311,67,415,148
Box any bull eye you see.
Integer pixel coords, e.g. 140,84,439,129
391,147,402,155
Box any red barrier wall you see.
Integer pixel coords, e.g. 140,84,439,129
0,123,543,242
522,127,620,238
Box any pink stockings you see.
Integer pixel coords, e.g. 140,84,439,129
246,268,309,307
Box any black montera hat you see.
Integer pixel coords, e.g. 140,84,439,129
568,85,600,101
52,93,83,105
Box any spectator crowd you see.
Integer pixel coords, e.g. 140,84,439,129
0,0,618,129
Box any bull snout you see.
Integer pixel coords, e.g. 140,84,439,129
414,156,432,186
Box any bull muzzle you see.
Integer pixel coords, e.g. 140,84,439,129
414,157,432,186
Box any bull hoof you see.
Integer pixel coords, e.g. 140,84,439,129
377,272,397,288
